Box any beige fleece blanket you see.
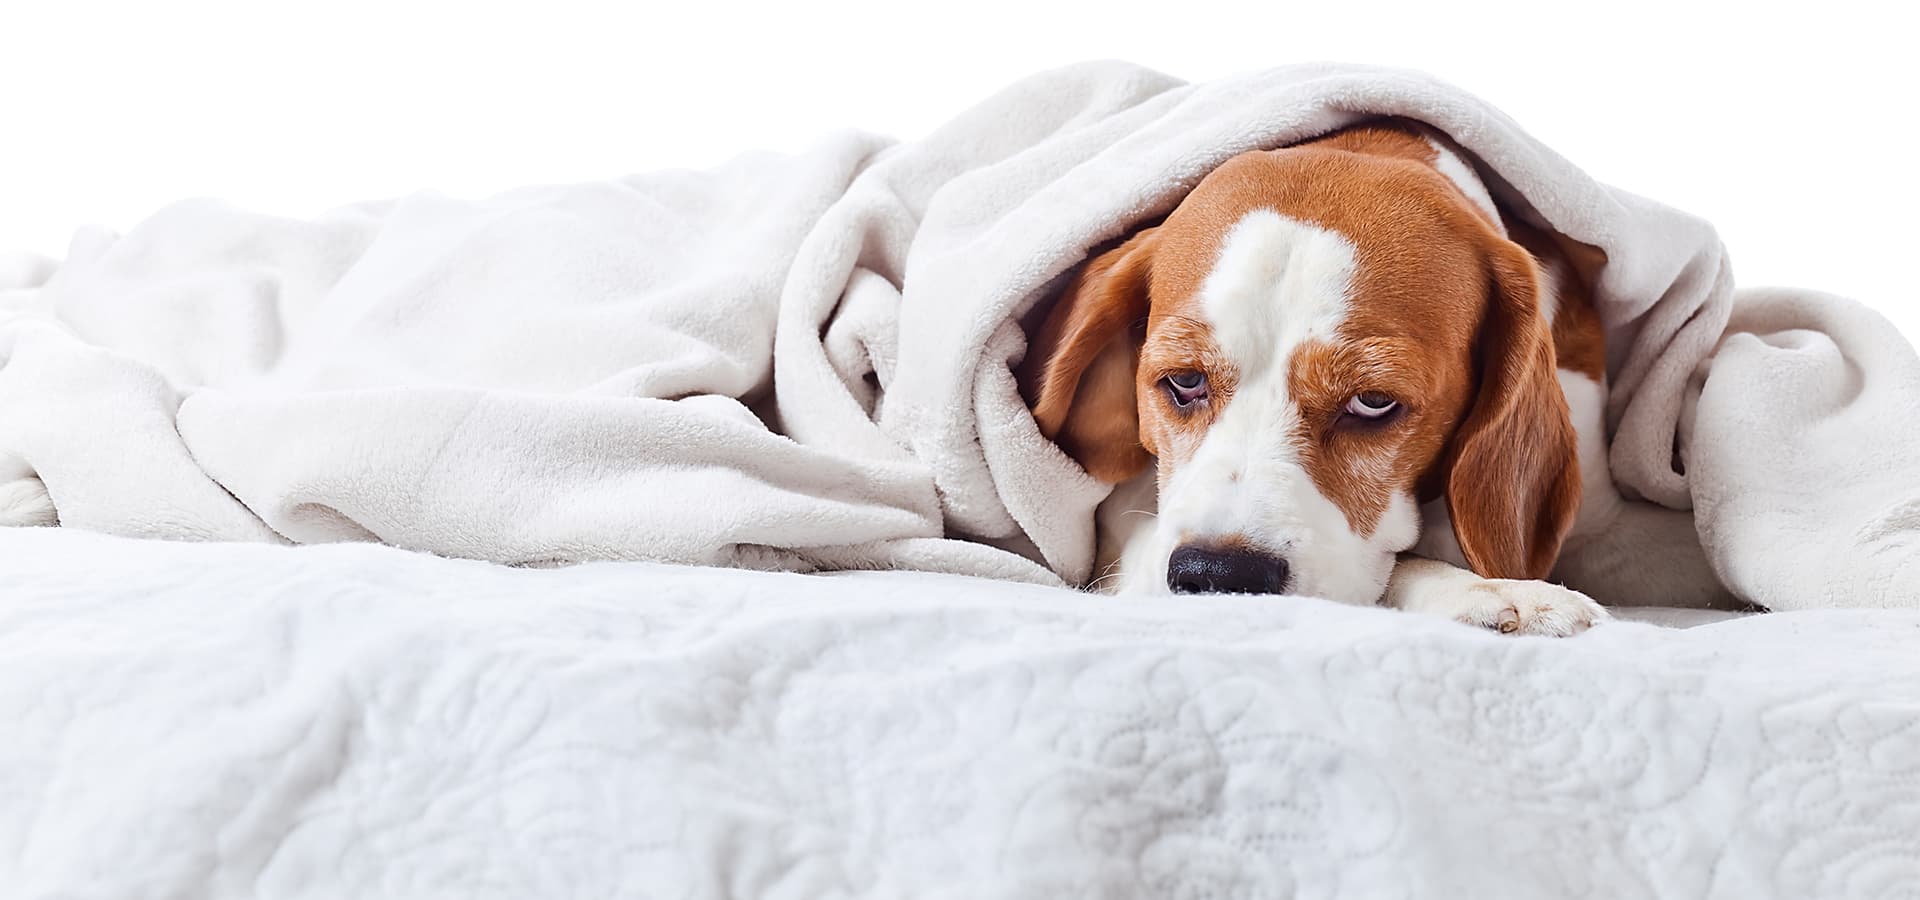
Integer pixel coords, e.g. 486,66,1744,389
2,61,1914,610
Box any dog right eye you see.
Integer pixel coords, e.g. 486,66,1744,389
1164,371,1209,408
1344,392,1399,420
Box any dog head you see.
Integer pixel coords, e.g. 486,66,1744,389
1022,123,1580,603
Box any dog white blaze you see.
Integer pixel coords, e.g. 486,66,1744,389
1120,210,1419,603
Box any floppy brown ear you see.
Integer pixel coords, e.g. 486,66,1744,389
1444,238,1582,580
1019,227,1159,483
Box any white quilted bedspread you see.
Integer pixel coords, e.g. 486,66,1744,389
4,527,1919,899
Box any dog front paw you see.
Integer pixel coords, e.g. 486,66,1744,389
1447,578,1610,637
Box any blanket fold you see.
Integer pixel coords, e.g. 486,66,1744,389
3,60,1914,607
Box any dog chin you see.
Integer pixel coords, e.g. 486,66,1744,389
1297,556,1398,607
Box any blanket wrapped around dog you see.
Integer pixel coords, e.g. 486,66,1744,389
2,61,1915,610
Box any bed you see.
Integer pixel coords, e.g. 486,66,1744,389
7,59,1920,898
5,526,1917,898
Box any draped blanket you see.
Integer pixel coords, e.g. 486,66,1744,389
3,61,1915,609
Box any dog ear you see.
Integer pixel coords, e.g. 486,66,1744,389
1443,237,1582,580
1020,227,1159,483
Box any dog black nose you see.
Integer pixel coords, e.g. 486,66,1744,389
1166,544,1290,595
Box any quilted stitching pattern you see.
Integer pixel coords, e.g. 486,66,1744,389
2,528,1917,899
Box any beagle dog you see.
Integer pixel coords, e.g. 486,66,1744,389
1021,119,1736,635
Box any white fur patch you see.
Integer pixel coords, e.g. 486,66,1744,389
1118,210,1418,604
1533,248,1566,325
1557,370,1617,537
1426,137,1504,235
1199,210,1356,370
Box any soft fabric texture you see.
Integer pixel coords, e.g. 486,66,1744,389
2,61,1915,608
3,525,1917,899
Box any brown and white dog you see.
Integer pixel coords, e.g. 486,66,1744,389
1021,119,1735,635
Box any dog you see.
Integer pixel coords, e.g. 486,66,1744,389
1020,119,1737,635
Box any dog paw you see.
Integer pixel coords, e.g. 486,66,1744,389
1449,579,1610,637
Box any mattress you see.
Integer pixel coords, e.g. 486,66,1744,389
3,526,1917,898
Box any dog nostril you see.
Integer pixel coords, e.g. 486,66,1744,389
1166,544,1290,595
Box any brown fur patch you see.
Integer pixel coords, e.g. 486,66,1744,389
1019,228,1160,483
1508,220,1606,381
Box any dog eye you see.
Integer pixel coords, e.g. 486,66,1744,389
1344,392,1399,420
1163,371,1209,408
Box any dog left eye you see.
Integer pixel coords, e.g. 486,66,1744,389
1164,371,1209,408
1344,392,1399,419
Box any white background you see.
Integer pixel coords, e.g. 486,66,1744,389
4,0,1914,335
